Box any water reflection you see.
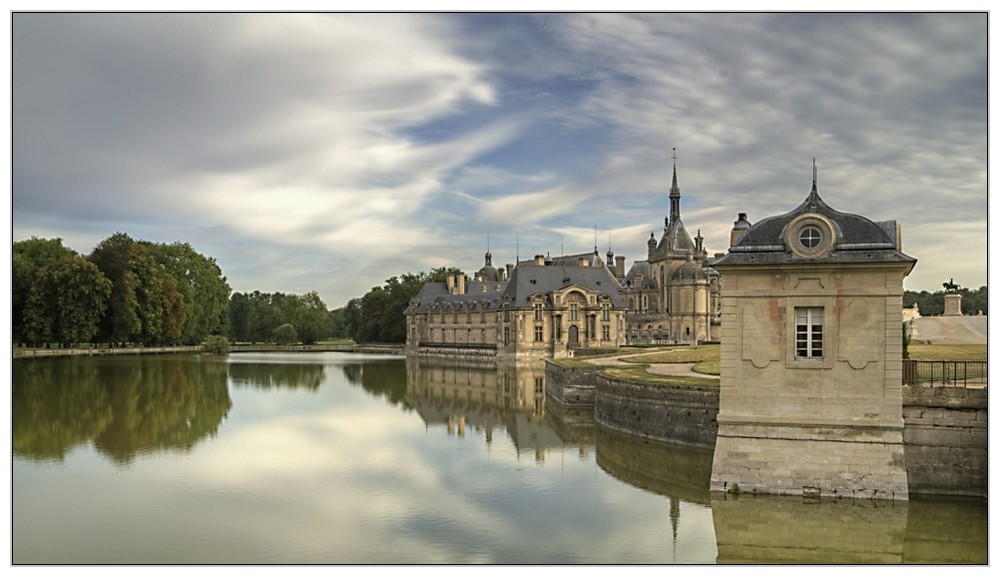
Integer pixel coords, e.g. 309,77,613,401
12,353,988,564
13,355,231,465
228,361,325,390
405,357,558,460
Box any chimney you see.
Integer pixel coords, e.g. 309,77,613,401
446,274,455,294
457,273,465,295
615,255,626,279
535,254,545,266
730,213,751,247
505,263,513,279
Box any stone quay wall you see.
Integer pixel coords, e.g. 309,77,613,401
544,362,987,497
593,374,719,450
544,361,600,408
902,384,987,498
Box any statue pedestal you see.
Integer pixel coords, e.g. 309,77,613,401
944,293,963,316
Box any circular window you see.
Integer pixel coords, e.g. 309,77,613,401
799,225,823,249
785,214,835,258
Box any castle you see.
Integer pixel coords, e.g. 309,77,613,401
404,154,720,360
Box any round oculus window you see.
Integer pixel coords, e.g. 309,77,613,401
798,225,823,249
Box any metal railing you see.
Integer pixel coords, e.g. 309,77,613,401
902,360,987,388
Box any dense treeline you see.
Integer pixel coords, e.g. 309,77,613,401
14,233,232,347
228,291,331,344
903,286,987,316
333,267,463,343
20,232,983,349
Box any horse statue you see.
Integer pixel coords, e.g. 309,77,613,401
942,278,961,293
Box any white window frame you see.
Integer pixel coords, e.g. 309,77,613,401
795,306,824,359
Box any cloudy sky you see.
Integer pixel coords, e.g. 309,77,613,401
11,12,988,308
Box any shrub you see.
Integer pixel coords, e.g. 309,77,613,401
202,335,231,355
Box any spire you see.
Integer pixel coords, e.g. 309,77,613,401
669,147,681,223
807,158,821,208
485,231,492,266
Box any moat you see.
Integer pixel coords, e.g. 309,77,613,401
12,352,986,564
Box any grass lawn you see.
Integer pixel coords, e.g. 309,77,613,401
907,342,987,361
620,344,721,376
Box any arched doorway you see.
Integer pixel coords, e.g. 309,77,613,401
568,325,580,347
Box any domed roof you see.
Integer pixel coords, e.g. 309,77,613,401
715,177,916,269
672,257,709,281
477,251,501,282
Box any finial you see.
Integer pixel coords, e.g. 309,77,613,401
671,147,678,164
812,158,817,189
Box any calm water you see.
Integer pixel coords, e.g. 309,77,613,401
12,352,987,564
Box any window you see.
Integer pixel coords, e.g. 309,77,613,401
799,225,823,249
534,302,543,321
534,325,544,342
602,324,610,341
601,303,610,321
569,303,579,321
795,307,824,358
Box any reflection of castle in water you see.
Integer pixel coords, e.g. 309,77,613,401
405,356,591,461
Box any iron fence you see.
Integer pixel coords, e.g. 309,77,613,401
902,360,987,388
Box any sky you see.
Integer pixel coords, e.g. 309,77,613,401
9,11,989,309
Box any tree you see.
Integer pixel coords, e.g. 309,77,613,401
15,238,111,347
292,291,330,344
89,233,142,345
147,242,232,344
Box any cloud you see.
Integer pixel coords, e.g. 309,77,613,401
12,13,987,307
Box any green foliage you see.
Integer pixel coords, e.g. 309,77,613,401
273,323,298,344
201,335,231,355
337,267,464,344
14,237,112,347
902,323,911,360
228,290,331,344
147,242,232,344
88,233,143,344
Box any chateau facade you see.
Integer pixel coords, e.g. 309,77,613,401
405,252,628,360
404,155,722,359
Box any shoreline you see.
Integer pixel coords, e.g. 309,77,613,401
12,343,405,359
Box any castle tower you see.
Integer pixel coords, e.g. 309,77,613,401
710,163,917,499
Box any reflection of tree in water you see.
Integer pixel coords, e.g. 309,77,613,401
13,358,113,461
228,363,324,391
340,360,409,407
13,355,231,466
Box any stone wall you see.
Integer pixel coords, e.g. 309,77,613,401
545,362,987,497
593,375,718,449
543,361,598,407
902,385,987,498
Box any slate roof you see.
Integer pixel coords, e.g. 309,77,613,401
714,186,917,268
622,260,657,289
407,280,507,313
502,261,627,308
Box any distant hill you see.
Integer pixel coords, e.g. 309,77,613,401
908,315,987,345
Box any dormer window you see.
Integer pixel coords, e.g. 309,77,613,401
799,226,823,249
786,214,835,258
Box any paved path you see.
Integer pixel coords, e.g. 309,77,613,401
583,350,720,379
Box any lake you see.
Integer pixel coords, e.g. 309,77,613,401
12,352,987,564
